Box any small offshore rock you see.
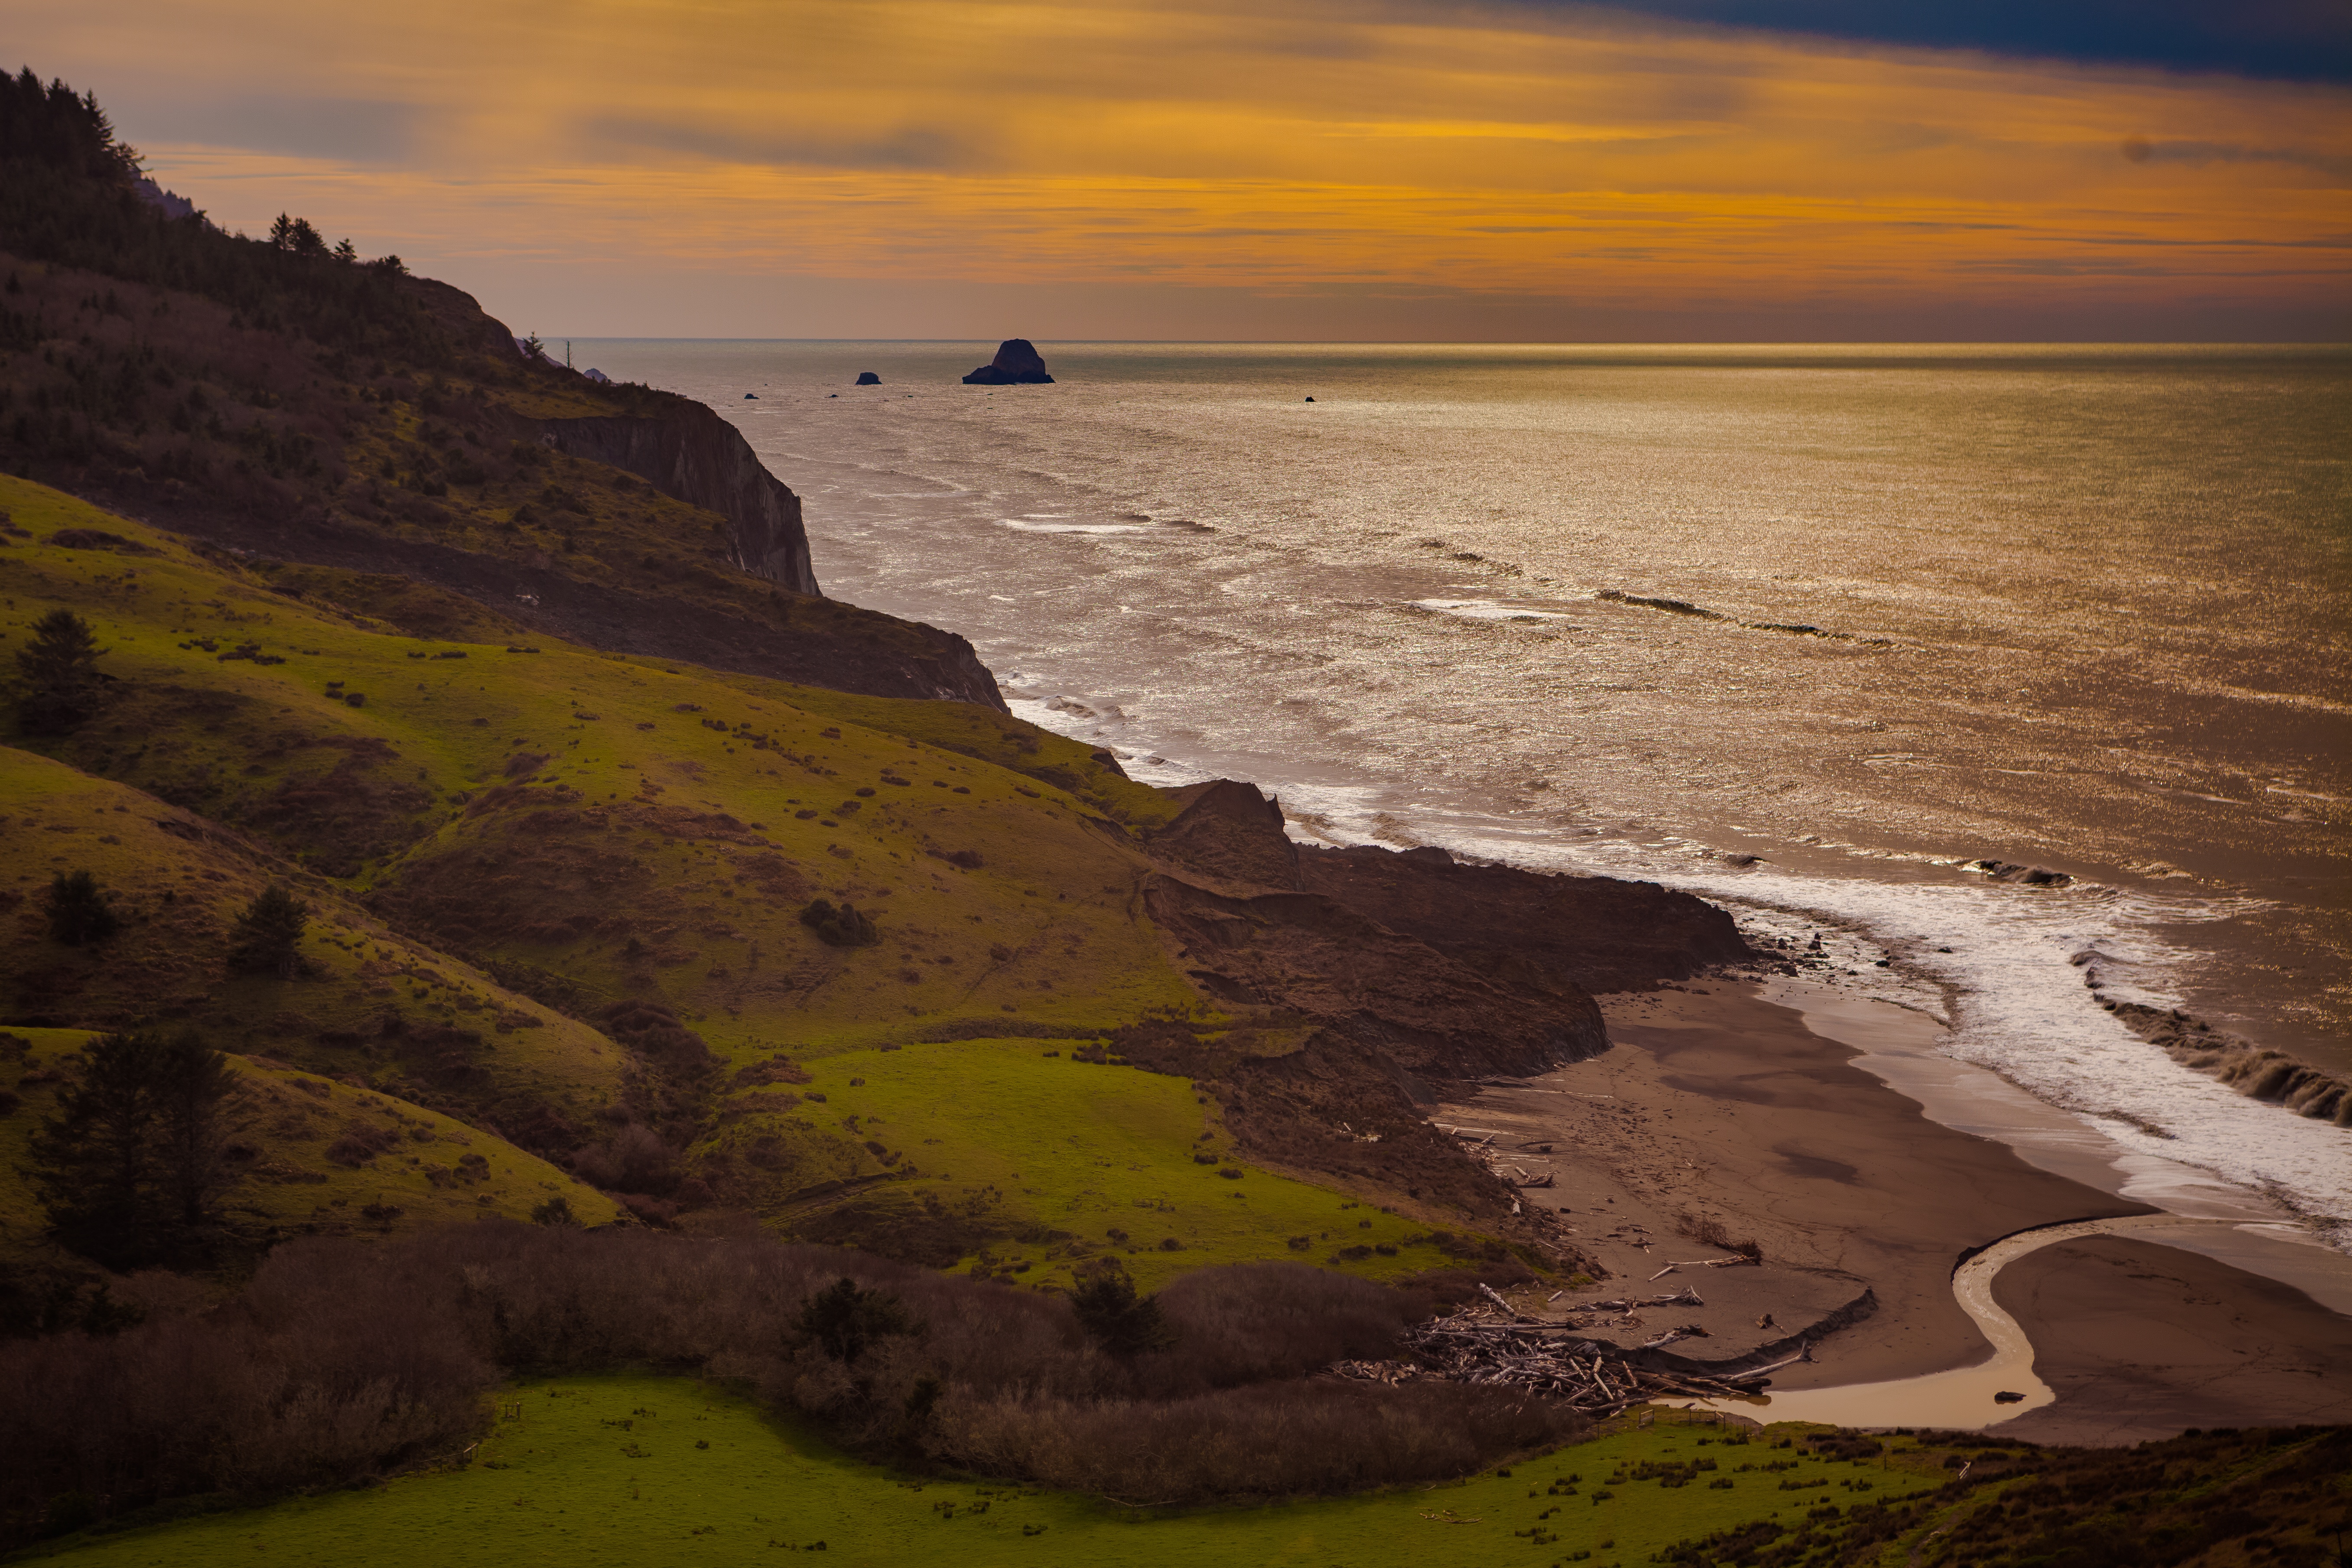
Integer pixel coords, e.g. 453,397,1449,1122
963,338,1055,385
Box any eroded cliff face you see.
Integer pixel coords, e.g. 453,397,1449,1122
539,408,818,595
1109,776,1752,1235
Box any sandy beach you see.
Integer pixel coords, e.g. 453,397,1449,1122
1438,980,2352,1438
1438,984,2155,1385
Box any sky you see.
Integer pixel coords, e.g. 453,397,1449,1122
14,0,2350,340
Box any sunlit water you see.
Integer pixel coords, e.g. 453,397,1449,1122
569,340,2352,1238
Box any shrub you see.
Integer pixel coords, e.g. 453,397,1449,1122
571,1124,678,1195
938,1379,1580,1504
0,1232,1578,1546
799,898,879,947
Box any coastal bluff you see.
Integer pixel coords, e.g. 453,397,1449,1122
539,407,818,594
963,338,1056,384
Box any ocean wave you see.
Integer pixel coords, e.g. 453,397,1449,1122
1255,777,2352,1242
998,519,1150,534
1594,588,1894,646
1409,598,1570,623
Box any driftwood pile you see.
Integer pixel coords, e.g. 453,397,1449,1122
1330,1286,1802,1416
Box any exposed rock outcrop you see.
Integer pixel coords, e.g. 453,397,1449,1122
538,409,818,595
962,338,1055,385
855,371,881,386
1143,780,1750,996
1298,843,1752,995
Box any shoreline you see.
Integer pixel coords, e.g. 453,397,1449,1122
1075,717,2352,1226
1436,981,2352,1436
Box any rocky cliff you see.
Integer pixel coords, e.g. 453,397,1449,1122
0,131,1021,708
538,408,818,595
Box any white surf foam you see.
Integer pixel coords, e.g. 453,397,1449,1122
1409,598,1572,623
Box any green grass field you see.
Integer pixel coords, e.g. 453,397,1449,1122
24,1376,1946,1568
783,1038,1454,1290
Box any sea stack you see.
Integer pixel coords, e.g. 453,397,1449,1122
962,338,1055,385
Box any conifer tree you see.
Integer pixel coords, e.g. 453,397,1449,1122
43,869,117,945
150,1031,244,1233
1069,1260,1171,1356
28,1030,245,1266
14,608,104,733
29,1031,166,1266
227,885,309,977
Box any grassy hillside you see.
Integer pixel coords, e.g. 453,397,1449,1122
0,474,1496,1279
0,745,634,1165
0,1028,621,1262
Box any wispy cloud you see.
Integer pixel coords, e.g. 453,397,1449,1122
17,0,2346,335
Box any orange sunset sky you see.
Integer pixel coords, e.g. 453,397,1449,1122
15,0,2351,338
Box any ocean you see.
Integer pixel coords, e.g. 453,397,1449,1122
566,339,2352,1236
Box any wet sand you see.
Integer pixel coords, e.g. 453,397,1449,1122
1991,1237,2352,1445
1438,984,2154,1389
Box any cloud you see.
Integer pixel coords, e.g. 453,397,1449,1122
1539,0,2352,83
581,117,982,172
124,94,420,163
9,0,2345,336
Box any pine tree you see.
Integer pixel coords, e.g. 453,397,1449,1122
150,1031,244,1233
796,1277,916,1364
27,1030,245,1266
14,608,104,733
44,869,117,945
1069,1260,1171,1356
29,1032,167,1267
227,885,309,977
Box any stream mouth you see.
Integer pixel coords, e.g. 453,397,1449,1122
1672,1214,2217,1431
1662,984,2352,1431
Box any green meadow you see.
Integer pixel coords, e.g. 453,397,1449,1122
26,1376,1946,1568
795,1038,1453,1291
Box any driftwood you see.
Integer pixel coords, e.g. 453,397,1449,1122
1329,1301,1774,1416
1554,1286,1704,1314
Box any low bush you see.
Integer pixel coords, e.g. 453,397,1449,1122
0,1228,1579,1545
799,898,880,947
